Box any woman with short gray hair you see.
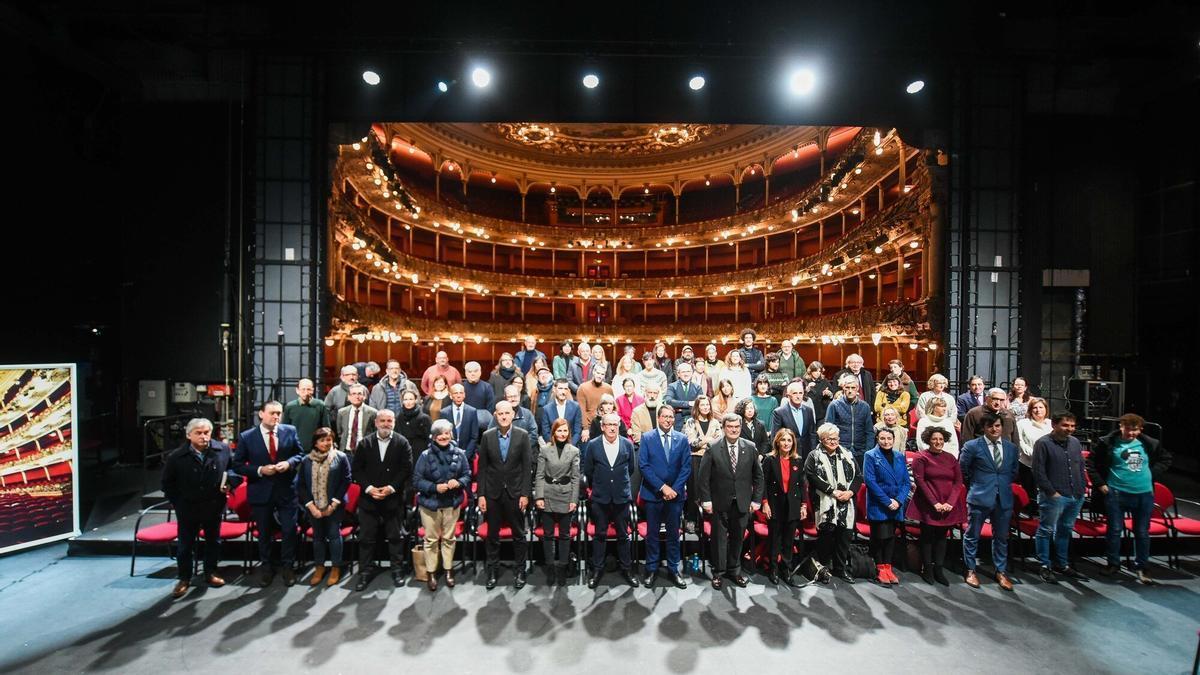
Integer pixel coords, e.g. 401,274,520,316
804,422,862,583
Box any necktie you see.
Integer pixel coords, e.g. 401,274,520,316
454,406,461,429
349,408,360,449
662,432,672,462
729,443,738,475
991,440,1003,468
268,429,277,462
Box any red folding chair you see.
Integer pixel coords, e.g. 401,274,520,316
302,482,361,572
1151,482,1197,569
130,501,178,577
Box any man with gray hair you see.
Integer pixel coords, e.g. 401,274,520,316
325,365,359,421
698,413,763,588
833,353,876,400
824,375,874,462
461,360,496,412
337,384,378,453
489,384,538,438
369,359,409,418
161,418,242,598
962,387,1019,444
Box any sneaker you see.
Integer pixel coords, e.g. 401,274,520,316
1134,569,1154,585
1038,566,1058,584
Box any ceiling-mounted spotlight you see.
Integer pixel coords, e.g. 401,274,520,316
788,67,816,95
471,67,491,88
362,70,381,86
582,73,599,89
437,80,449,93
906,80,925,94
688,75,706,91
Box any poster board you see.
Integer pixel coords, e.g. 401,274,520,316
0,364,80,554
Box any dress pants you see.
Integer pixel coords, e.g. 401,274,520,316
710,503,750,575
484,495,528,570
590,501,632,571
815,524,852,573
251,500,298,566
685,455,703,523
963,498,1012,573
643,498,684,573
767,499,800,572
310,507,344,566
419,506,461,573
358,503,405,569
175,505,223,579
540,510,573,565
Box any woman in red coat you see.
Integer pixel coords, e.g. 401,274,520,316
906,426,965,585
761,428,808,585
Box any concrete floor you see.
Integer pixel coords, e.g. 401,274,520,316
1,544,1198,674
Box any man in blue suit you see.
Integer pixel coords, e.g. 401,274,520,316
582,413,639,588
771,381,819,460
539,379,582,446
960,411,1020,591
234,400,304,586
956,375,986,419
440,383,479,463
639,405,692,588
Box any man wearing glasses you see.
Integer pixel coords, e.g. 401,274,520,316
961,387,1019,444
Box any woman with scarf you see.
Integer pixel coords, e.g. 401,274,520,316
536,418,581,586
422,375,450,419
296,427,353,587
907,426,964,585
873,373,912,421
653,341,675,383
805,422,863,584
489,352,519,402
683,394,723,533
412,419,471,591
863,427,910,586
735,397,770,456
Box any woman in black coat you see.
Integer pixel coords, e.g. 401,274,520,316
761,428,807,585
296,427,353,586
395,389,432,461
735,398,770,456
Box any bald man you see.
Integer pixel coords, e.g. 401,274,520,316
283,378,329,451
420,350,462,395
440,383,479,462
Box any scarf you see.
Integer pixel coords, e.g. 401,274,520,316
813,447,857,529
400,404,421,421
536,380,554,409
498,365,517,381
308,448,333,510
884,389,902,404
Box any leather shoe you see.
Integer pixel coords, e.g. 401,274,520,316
1052,566,1087,581
392,570,405,587
171,580,190,598
445,569,455,588
486,571,499,590
1099,564,1120,576
206,574,226,588
588,572,602,589
711,576,723,590
1039,566,1058,584
837,570,855,584
621,569,640,587
668,571,688,589
326,567,341,586
726,573,749,588
426,574,438,592
514,571,527,589
353,574,370,592
767,572,780,585
281,568,296,587
964,570,980,588
996,572,1014,591
310,566,327,586
641,573,656,588
257,568,274,587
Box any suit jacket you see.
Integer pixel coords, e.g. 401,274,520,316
233,424,304,505
351,432,414,512
956,391,984,419
162,441,242,515
489,405,539,439
663,379,702,430
582,436,635,504
538,399,583,446
534,441,581,512
629,402,661,442
698,437,764,513
770,404,819,460
762,453,806,518
477,426,533,500
638,427,692,502
295,451,353,508
959,436,1020,511
961,405,1019,444
337,404,378,451
440,402,480,461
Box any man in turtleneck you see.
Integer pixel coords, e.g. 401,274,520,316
462,361,496,413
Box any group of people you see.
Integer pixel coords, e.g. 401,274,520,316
160,331,1171,598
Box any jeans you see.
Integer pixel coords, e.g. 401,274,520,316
310,508,344,566
1035,493,1083,568
963,499,1012,573
1105,489,1154,569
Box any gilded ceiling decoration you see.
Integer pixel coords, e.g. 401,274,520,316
482,123,729,157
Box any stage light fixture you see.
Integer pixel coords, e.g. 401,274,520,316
437,81,449,92
689,75,706,90
906,79,925,94
362,70,381,86
582,73,599,89
788,68,816,95
471,67,491,88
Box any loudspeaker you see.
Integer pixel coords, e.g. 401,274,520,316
1066,380,1122,420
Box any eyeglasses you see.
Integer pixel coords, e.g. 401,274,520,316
601,423,618,427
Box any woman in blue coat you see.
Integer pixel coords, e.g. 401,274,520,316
863,427,909,586
412,419,472,591
296,427,353,587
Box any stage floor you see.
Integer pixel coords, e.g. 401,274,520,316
1,544,1197,674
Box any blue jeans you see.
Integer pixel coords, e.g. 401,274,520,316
643,498,684,573
1105,489,1154,569
1035,493,1083,568
311,507,344,566
963,499,1012,573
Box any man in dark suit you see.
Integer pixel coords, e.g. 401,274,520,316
234,400,304,586
539,379,582,445
956,375,986,419
337,384,377,452
960,411,1021,591
162,417,242,598
350,408,414,591
771,381,819,459
638,405,692,588
440,383,479,462
478,401,534,589
582,412,639,588
664,362,701,431
699,413,764,588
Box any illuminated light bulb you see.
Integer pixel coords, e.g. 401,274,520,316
855,167,862,174
324,338,335,347
352,142,360,150
910,241,919,248
366,162,373,170
909,342,918,350
928,342,938,350
874,246,884,254
871,333,882,345
873,130,882,147
875,147,884,155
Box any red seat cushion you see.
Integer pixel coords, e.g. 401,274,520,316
855,522,871,537
584,522,623,537
135,521,179,543
476,522,514,539
417,521,465,538
1171,517,1200,536
1124,518,1170,536
1073,519,1107,537
636,521,649,537
536,523,581,538
201,522,250,539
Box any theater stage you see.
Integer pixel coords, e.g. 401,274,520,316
1,543,1196,674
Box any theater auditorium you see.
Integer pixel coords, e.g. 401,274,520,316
2,3,1198,674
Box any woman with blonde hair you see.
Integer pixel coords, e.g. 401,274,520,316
915,373,957,423
723,349,753,401
915,396,959,457
683,394,722,534
1016,397,1051,501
